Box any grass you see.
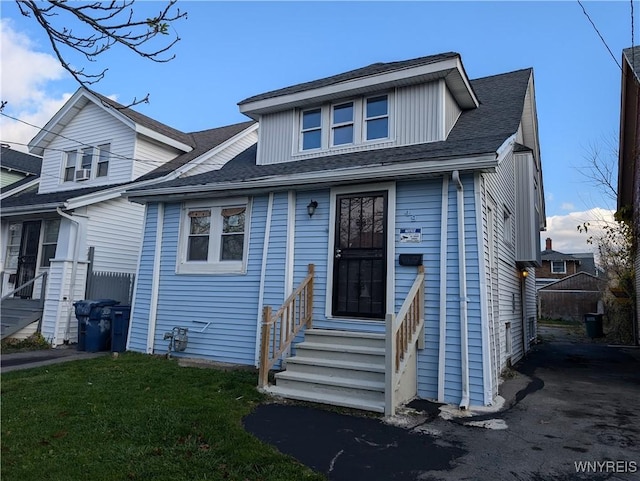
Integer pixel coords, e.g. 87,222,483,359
1,353,325,481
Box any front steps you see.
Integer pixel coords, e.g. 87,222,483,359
1,298,43,340
264,329,386,413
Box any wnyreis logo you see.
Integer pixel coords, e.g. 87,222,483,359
574,461,637,473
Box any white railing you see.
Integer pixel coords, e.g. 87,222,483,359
385,265,425,416
1,271,48,306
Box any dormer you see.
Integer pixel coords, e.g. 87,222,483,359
30,88,194,195
238,52,478,165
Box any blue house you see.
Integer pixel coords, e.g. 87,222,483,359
125,52,545,415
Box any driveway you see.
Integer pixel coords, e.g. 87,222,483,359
244,324,640,480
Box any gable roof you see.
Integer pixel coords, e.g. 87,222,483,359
540,249,580,262
2,121,257,215
1,146,42,175
127,67,533,200
29,88,194,156
538,271,605,291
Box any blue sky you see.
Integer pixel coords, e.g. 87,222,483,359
0,1,635,252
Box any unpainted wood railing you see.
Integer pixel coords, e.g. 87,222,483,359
258,264,314,388
385,265,425,416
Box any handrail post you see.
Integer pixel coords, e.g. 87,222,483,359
385,313,396,416
258,306,272,389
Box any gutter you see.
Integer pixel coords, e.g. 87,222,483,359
452,170,470,410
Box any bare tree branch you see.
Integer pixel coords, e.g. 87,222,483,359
16,0,187,107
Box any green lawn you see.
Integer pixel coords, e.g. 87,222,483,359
1,353,324,481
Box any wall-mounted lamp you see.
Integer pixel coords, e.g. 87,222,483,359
521,269,529,278
307,200,318,218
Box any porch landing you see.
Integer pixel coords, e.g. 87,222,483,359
263,329,386,413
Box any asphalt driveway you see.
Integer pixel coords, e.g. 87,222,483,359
244,325,640,480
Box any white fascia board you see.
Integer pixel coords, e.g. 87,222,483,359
1,202,66,216
169,123,259,179
127,153,497,201
65,176,170,209
496,134,517,162
0,178,40,200
240,58,477,116
135,125,193,153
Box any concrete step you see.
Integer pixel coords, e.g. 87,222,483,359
284,355,385,382
265,384,385,413
294,341,385,364
304,329,385,349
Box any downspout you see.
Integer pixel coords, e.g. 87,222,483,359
147,203,164,354
452,171,470,410
255,193,274,366
438,174,449,402
57,207,83,343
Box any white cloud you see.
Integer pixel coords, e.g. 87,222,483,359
543,208,615,254
0,19,72,152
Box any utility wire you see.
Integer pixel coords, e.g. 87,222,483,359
577,0,622,71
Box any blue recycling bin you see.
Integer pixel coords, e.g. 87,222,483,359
74,299,119,352
111,305,132,353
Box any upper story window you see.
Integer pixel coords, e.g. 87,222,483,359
365,96,389,140
63,143,110,182
332,102,354,146
301,109,322,150
298,93,391,153
178,198,250,274
551,260,566,274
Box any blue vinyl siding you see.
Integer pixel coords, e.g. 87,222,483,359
396,175,485,406
128,203,158,353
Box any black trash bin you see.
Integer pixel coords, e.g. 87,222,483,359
111,305,132,353
584,313,604,338
74,299,119,351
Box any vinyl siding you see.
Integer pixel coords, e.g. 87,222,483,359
444,83,462,138
38,102,135,194
257,81,447,165
133,135,183,179
183,130,258,177
84,197,145,273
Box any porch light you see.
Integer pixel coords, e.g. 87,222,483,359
521,269,529,278
307,200,318,217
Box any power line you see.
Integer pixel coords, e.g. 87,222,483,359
0,112,185,166
577,0,622,71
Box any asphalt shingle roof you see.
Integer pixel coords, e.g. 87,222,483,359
132,67,533,193
1,146,42,175
239,52,461,104
623,46,640,80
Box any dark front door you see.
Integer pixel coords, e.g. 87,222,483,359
15,221,41,298
332,192,387,319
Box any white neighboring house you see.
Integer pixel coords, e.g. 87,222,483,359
0,88,257,344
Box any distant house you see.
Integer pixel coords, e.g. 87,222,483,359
0,145,41,197
617,46,640,344
0,88,256,342
538,272,606,322
124,52,546,415
536,238,598,289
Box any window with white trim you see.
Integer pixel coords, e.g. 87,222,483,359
40,219,60,267
5,223,22,270
297,93,391,152
62,143,111,182
503,207,513,245
178,199,250,274
551,260,566,274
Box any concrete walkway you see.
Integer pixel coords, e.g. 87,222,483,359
1,345,109,373
244,325,640,480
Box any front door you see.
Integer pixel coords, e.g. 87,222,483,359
332,192,387,319
15,221,41,298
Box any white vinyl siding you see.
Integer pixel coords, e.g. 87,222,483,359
183,129,258,177
38,102,135,194
444,82,462,138
133,135,183,179
84,197,146,273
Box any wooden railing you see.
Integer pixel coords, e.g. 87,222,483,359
385,265,425,416
258,264,314,388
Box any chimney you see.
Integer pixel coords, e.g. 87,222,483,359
545,238,552,250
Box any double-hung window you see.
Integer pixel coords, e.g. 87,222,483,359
365,95,389,141
40,219,60,267
63,143,111,182
179,199,250,274
331,102,354,146
5,223,22,270
301,109,322,150
551,260,566,274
